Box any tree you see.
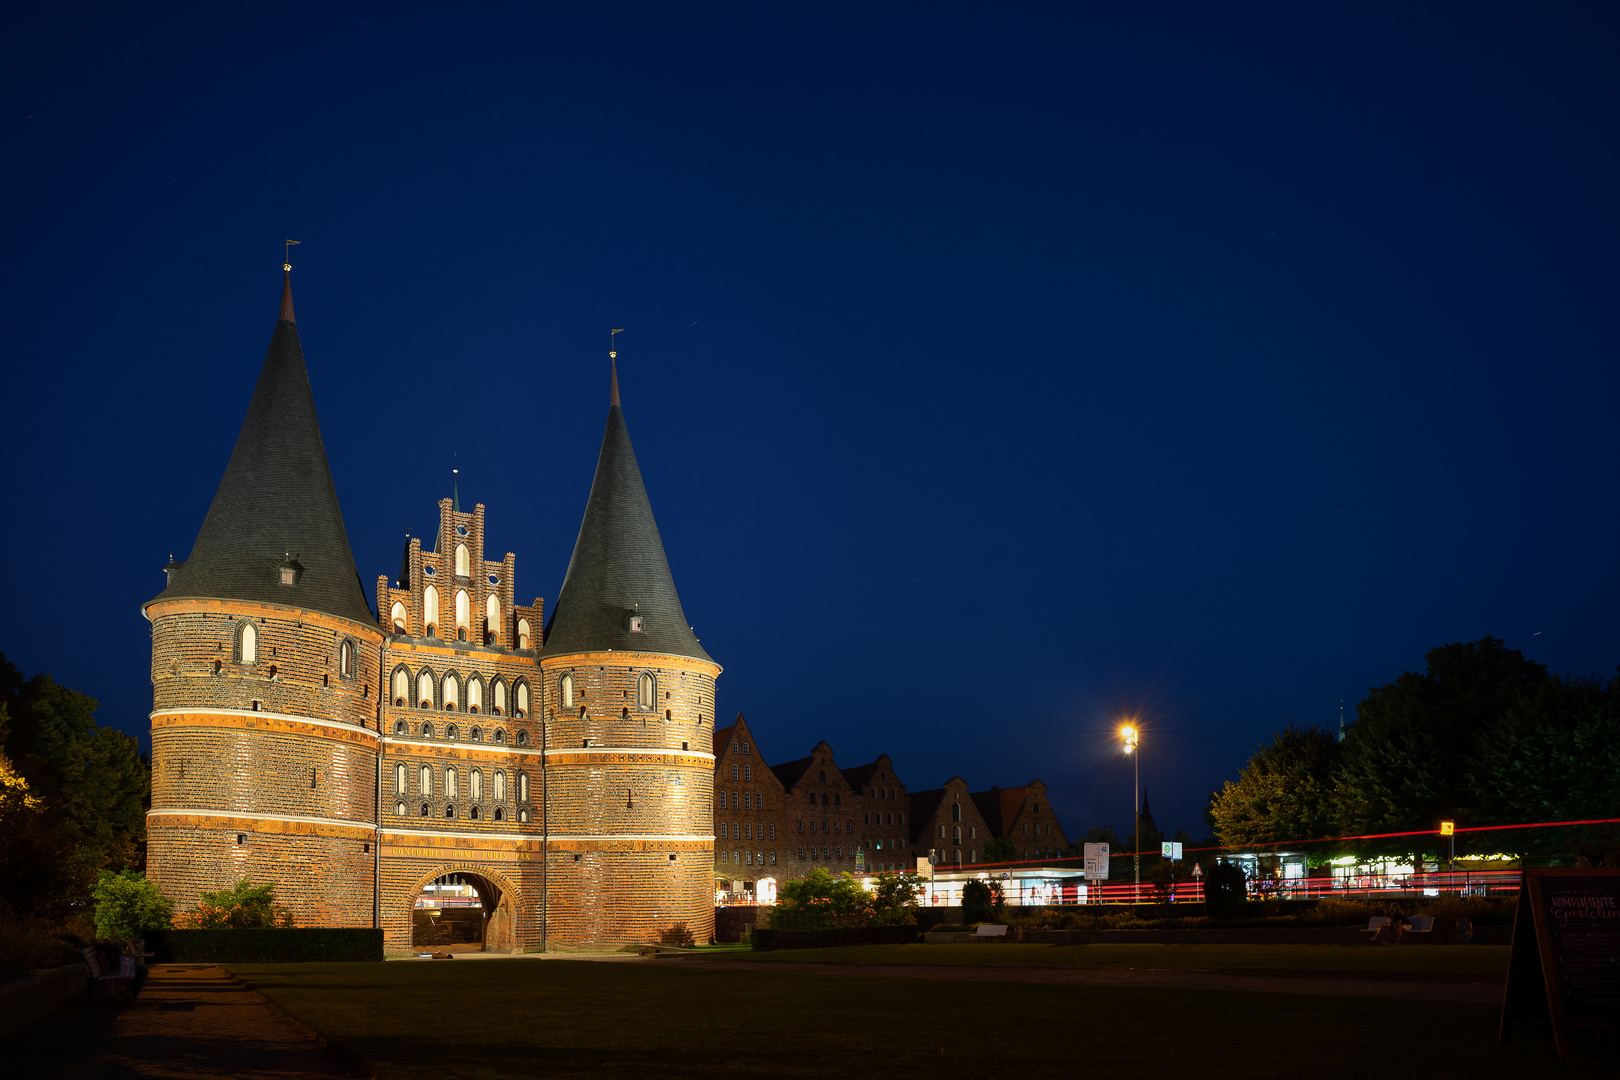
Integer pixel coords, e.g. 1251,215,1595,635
1466,670,1620,862
0,655,149,881
1334,637,1549,853
961,879,1001,923
769,869,872,931
177,879,294,929
1208,723,1340,849
92,870,172,944
0,711,82,920
1203,860,1247,915
868,872,921,925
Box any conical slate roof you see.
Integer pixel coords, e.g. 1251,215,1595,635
542,372,710,662
147,275,374,627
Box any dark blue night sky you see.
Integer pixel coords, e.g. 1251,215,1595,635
5,4,1618,842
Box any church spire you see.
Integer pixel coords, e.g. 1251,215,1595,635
542,363,710,661
279,270,296,323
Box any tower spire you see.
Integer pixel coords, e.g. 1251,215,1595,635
609,328,624,407
280,240,299,323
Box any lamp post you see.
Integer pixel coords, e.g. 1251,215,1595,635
1121,724,1140,902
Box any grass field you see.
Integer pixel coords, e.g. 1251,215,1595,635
719,942,1512,975
229,954,1614,1079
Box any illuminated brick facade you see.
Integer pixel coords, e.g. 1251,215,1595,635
144,275,717,951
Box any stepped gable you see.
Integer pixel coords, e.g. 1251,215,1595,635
542,363,711,661
148,274,373,626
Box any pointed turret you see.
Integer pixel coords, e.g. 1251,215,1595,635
542,367,710,661
148,275,373,626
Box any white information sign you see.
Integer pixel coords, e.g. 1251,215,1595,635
915,857,934,881
1083,843,1110,880
1161,841,1183,860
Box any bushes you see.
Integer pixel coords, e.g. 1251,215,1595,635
147,928,383,963
769,869,921,932
1203,861,1247,915
749,928,778,951
962,880,1002,924
177,879,294,929
92,870,172,945
659,922,695,947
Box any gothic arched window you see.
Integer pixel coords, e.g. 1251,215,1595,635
417,670,435,709
492,679,506,715
455,543,470,577
560,673,573,709
638,673,655,710
391,601,406,634
423,585,439,636
443,674,459,711
517,618,531,650
238,622,258,665
392,667,409,706
395,762,406,795
515,680,529,719
486,595,500,645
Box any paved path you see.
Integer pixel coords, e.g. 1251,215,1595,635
64,964,354,1079
673,957,1504,1003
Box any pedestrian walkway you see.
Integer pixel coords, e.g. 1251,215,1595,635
62,964,353,1079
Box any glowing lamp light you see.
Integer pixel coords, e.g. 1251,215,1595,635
1439,820,1455,836
1120,724,1139,754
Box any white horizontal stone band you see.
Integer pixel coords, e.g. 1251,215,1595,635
150,707,374,739
148,808,375,830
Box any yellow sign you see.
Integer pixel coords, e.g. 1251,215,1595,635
1439,821,1455,836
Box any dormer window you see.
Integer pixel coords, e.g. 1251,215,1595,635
629,615,644,633
280,567,296,585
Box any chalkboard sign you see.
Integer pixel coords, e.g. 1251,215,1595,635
1499,868,1620,1060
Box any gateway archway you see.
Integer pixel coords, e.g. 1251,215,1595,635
409,870,516,952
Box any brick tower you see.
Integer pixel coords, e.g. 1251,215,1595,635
539,361,720,948
143,272,383,925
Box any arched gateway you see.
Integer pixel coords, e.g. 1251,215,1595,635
405,866,520,953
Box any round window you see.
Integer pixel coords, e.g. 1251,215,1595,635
487,574,499,585
423,565,436,576
456,524,468,536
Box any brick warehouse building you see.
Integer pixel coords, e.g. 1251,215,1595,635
711,714,1067,896
143,272,718,951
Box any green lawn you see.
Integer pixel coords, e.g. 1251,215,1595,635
229,957,1612,1079
712,942,1512,976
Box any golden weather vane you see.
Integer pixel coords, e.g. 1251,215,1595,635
284,239,300,272
609,328,624,359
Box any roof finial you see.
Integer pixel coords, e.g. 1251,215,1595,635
280,240,300,323
609,329,624,407
452,455,461,513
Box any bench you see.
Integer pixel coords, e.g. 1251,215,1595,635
974,924,1008,937
80,946,138,1004
1358,917,1390,936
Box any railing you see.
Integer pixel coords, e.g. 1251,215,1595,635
915,869,1521,906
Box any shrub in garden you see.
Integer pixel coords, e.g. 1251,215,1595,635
659,922,695,947
176,879,293,929
92,870,172,945
962,879,1001,924
1203,861,1247,915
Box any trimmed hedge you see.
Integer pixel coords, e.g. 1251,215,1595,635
749,928,778,951
773,925,920,950
147,928,384,963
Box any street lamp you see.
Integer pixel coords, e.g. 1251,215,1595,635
1121,724,1140,901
